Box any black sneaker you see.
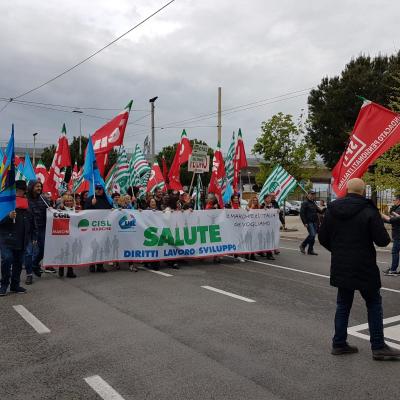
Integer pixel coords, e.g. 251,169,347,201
372,344,400,360
96,265,108,273
172,263,180,269
0,286,7,296
89,265,96,273
299,245,306,254
66,272,77,278
58,267,64,277
308,251,318,256
10,286,27,294
32,268,42,278
25,275,33,285
45,267,57,274
266,253,275,260
331,343,358,355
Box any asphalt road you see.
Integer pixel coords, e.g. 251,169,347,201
1,238,399,400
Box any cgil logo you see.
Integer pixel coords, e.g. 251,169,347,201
118,214,136,231
78,219,112,232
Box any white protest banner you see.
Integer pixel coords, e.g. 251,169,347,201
188,155,210,173
43,209,280,267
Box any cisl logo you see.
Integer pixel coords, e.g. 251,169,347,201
52,212,70,235
77,218,112,232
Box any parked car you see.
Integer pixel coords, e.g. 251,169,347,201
281,201,300,216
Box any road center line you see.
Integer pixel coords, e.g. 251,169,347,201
279,246,387,264
142,267,173,277
201,285,256,303
84,375,125,400
13,305,51,334
225,257,400,294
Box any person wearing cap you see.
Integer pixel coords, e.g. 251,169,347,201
84,185,112,273
0,181,36,296
299,189,321,255
319,178,400,360
381,195,400,276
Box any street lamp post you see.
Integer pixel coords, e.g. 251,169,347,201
32,132,38,166
149,97,158,164
72,110,83,161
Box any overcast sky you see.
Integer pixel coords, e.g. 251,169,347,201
0,0,398,155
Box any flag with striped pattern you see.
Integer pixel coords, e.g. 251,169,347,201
132,144,151,177
258,165,298,206
225,131,235,185
112,147,130,194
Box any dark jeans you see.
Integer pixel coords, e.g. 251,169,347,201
390,239,400,272
24,241,33,275
302,222,317,253
333,287,384,350
33,228,46,270
1,246,24,289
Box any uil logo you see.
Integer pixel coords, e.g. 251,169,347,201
119,214,136,231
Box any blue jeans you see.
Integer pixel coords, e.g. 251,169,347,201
24,241,33,275
390,239,400,272
302,222,317,253
333,287,384,350
1,246,24,289
32,228,46,270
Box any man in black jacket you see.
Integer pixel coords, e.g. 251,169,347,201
300,190,320,255
27,180,51,275
381,195,400,276
0,181,35,296
319,178,400,360
84,185,112,272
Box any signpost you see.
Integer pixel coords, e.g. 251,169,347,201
188,144,209,195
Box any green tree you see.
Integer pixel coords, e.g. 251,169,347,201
40,145,56,169
307,53,400,168
252,112,316,185
157,140,214,187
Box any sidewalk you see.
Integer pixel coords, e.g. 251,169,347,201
281,216,393,249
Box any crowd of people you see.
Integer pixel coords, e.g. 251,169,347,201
0,179,287,295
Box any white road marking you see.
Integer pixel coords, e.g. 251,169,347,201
13,305,50,334
142,267,173,277
348,315,400,350
225,256,400,294
201,285,256,303
279,246,387,264
84,375,125,400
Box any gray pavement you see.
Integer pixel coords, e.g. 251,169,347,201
1,238,399,399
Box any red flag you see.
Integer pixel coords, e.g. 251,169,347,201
147,162,166,193
68,162,79,191
233,128,248,191
208,148,224,208
15,155,24,167
178,129,192,164
168,143,183,191
332,100,400,197
91,100,133,176
35,160,52,193
167,130,192,191
48,124,71,199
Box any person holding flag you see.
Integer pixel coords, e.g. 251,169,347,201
83,136,112,273
0,180,36,296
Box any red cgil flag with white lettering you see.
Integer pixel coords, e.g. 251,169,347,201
91,100,133,176
332,100,400,197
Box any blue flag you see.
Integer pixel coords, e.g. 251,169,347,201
22,152,37,182
0,125,16,220
222,181,233,205
83,136,112,204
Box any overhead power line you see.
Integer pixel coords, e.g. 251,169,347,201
6,0,176,102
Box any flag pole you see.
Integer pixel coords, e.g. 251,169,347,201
93,173,96,199
188,172,196,195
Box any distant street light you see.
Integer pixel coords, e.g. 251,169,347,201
72,110,83,158
33,132,38,166
149,97,158,164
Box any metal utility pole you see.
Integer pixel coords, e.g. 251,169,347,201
72,110,83,161
32,132,38,166
217,87,222,144
149,96,158,164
